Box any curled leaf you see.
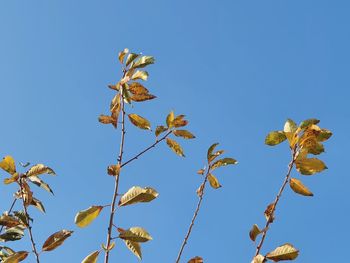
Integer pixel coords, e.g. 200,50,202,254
173,115,188,127
25,164,55,177
42,229,73,252
249,224,262,242
124,240,142,260
207,143,219,162
75,206,104,228
131,71,148,81
128,114,151,130
208,174,221,189
188,256,203,263
118,48,129,64
166,138,185,157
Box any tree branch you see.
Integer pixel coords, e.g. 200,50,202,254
121,130,172,168
175,166,211,263
104,94,126,263
254,148,297,256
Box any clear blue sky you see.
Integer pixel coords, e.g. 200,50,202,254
0,0,349,262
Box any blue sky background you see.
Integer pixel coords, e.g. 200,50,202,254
0,0,349,262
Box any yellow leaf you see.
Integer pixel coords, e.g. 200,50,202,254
128,114,151,130
124,240,142,260
166,111,174,128
289,178,313,196
265,131,287,146
119,227,152,243
75,206,104,228
81,251,99,263
173,114,188,127
3,173,19,185
299,118,320,129
207,143,219,162
0,156,16,175
102,242,115,252
42,229,73,252
166,138,185,157
131,71,148,81
317,128,332,142
3,251,28,263
25,164,55,177
119,186,158,207
173,130,195,139
155,126,168,137
131,56,155,69
98,115,117,128
284,119,298,147
208,174,221,189
188,256,203,263
249,224,262,242
295,158,327,175
266,243,299,261
211,158,237,170
126,53,139,67
118,48,129,64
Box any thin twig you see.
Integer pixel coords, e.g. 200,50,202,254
254,148,297,256
121,130,172,168
175,166,211,263
104,94,126,263
0,198,17,234
19,178,40,263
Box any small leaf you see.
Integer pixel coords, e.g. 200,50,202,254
197,169,205,175
126,53,139,67
28,176,54,195
102,242,115,252
0,226,25,242
132,56,155,69
295,158,327,175
188,256,203,263
289,178,313,196
123,240,142,260
25,164,55,177
265,131,287,146
166,111,174,128
166,138,185,157
317,128,332,142
208,174,221,189
131,71,148,81
75,206,104,228
19,162,30,168
81,250,99,263
128,114,151,130
173,115,188,127
0,156,16,175
31,197,46,213
155,126,168,137
284,119,298,133
3,251,28,263
211,158,237,170
42,229,73,252
119,186,158,207
119,227,152,243
299,118,320,129
98,115,117,127
196,183,204,197
107,164,120,177
251,255,266,263
249,224,262,242
264,203,275,223
118,48,129,64
207,143,219,162
307,142,324,155
173,130,195,139
0,215,22,228
265,243,299,261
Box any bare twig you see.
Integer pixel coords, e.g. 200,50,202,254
19,178,40,263
0,198,17,234
175,165,212,263
254,147,297,256
121,130,172,168
104,94,126,263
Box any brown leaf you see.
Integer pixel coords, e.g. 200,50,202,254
173,130,195,139
289,178,313,196
128,114,151,130
107,164,121,176
42,230,73,252
166,138,185,157
265,243,299,261
188,256,203,263
264,203,275,223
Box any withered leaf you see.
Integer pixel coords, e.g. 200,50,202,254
42,229,73,252
119,186,158,207
119,227,152,243
173,130,195,139
265,243,299,261
81,250,99,263
188,256,203,263
289,178,313,196
128,114,151,130
166,138,185,157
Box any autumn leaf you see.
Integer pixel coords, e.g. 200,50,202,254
208,174,221,189
25,164,55,177
3,251,28,263
211,158,237,170
123,240,142,260
126,53,139,67
166,138,185,157
188,256,203,263
131,71,148,81
81,251,100,263
119,186,158,207
0,156,16,175
102,242,115,252
155,126,168,137
249,224,262,242
289,178,313,196
132,56,155,69
264,203,275,223
295,158,327,175
118,48,129,64
31,197,46,213
265,131,287,146
207,143,219,162
28,176,54,195
42,229,73,252
173,130,195,139
75,206,104,228
0,226,25,242
265,243,299,261
119,227,152,243
299,118,320,129
173,114,188,127
317,128,332,142
166,111,175,128
251,255,266,263
128,114,151,130
107,164,120,177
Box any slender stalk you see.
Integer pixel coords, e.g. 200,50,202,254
175,166,211,263
254,148,297,256
19,178,40,263
0,198,17,234
104,94,126,263
121,130,172,168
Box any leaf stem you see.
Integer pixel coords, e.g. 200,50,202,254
121,130,172,168
254,147,297,257
175,165,211,263
104,94,126,263
19,178,40,263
